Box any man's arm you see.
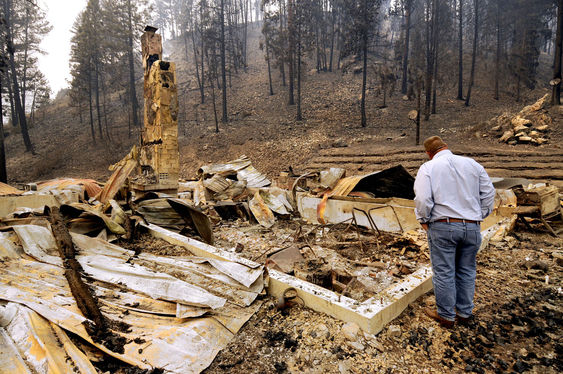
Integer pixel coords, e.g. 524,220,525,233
414,164,434,227
478,165,495,219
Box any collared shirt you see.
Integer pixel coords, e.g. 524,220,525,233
414,149,495,223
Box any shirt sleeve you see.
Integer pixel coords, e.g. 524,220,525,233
414,164,434,223
478,165,495,219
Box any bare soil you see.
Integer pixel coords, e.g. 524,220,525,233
4,26,562,190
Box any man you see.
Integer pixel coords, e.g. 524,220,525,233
414,136,495,328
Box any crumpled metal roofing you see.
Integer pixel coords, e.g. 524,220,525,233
37,178,102,200
198,155,271,188
0,182,23,196
0,222,264,373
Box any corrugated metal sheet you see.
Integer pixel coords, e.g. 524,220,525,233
0,223,264,373
0,182,23,196
37,178,102,200
96,146,138,204
198,155,271,188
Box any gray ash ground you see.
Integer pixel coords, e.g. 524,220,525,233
204,223,562,374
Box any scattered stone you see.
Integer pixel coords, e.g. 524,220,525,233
332,139,348,148
514,125,529,132
388,325,401,337
511,116,532,128
518,136,532,143
369,339,385,352
312,324,329,339
338,361,351,374
347,341,365,351
340,322,360,341
535,124,549,131
499,130,514,142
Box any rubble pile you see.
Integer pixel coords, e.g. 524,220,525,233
485,94,552,145
0,149,524,373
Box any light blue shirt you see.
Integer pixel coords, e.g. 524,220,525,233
414,149,495,223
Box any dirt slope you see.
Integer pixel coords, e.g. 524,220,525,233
4,24,562,189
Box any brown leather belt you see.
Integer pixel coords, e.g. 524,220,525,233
435,218,479,224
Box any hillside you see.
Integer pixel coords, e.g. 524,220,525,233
4,23,562,187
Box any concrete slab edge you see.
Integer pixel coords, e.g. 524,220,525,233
143,222,434,335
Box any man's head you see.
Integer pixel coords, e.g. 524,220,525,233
423,136,448,159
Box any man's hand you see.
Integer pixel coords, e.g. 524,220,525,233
421,223,428,231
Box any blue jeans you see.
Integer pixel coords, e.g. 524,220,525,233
427,221,481,321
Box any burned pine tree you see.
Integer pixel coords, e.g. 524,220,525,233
553,0,563,105
1,0,37,153
340,0,383,128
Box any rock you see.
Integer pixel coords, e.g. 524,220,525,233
423,296,435,306
340,322,360,341
518,136,532,143
402,95,409,101
491,125,501,131
369,339,385,352
332,139,348,148
388,325,401,337
515,132,527,137
519,94,548,115
529,130,539,136
312,324,329,338
499,130,514,142
511,116,532,128
514,125,529,132
551,250,563,266
535,137,547,145
347,341,365,350
338,362,350,374
508,140,518,146
521,259,549,272
535,124,549,131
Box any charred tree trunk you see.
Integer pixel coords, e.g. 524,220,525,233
457,0,464,100
297,10,302,121
200,2,206,103
464,0,478,107
189,31,204,104
279,0,286,86
431,1,439,115
329,5,336,72
0,73,7,183
4,0,34,153
423,0,434,121
494,0,500,100
127,0,140,128
552,0,563,106
401,0,411,94
416,78,422,145
21,7,29,112
87,72,96,145
220,0,228,122
266,37,274,95
360,0,368,128
6,72,16,127
288,0,295,105
94,65,103,140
